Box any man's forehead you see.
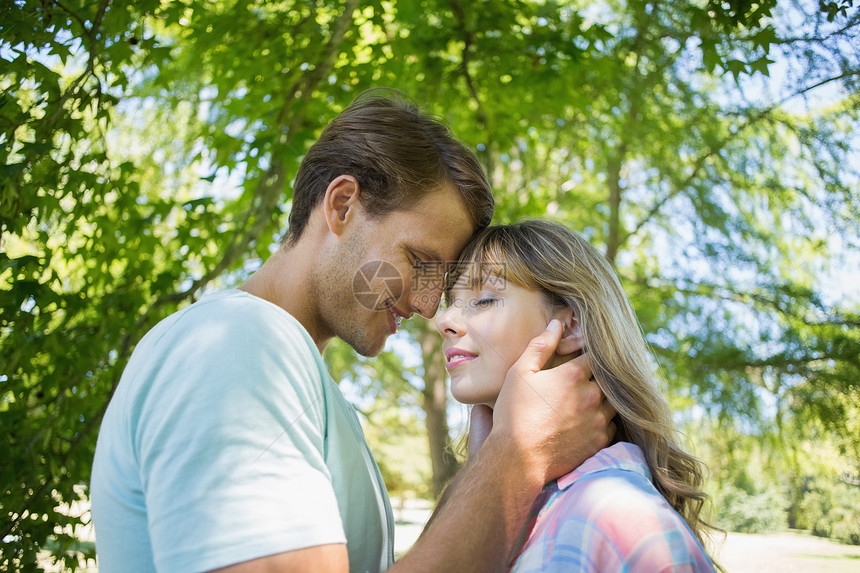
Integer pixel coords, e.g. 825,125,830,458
414,244,444,262
387,187,475,259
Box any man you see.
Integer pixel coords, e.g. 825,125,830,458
91,90,614,572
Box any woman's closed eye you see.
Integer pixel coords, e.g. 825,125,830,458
472,291,506,309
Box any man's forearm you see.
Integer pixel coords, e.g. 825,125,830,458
419,467,463,535
419,404,494,537
392,433,543,572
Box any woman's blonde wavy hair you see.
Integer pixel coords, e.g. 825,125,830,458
444,219,719,555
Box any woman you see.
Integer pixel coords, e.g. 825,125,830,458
436,220,718,572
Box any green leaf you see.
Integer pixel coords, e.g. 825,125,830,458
183,197,214,210
750,55,776,76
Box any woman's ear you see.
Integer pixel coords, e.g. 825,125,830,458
323,175,361,236
555,306,585,356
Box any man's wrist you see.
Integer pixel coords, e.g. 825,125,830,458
398,431,547,572
477,431,547,491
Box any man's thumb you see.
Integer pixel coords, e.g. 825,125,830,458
515,319,562,374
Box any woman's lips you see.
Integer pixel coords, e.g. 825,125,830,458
445,348,477,371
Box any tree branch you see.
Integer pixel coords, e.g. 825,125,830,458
775,16,860,44
619,67,860,246
46,0,111,125
448,0,488,126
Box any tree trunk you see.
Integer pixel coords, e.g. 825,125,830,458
605,143,627,268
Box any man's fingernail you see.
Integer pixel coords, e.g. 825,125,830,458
547,319,560,331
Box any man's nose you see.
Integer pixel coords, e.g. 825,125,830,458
410,288,441,319
408,265,447,318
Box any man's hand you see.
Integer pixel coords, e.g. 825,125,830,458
402,321,613,572
491,319,616,485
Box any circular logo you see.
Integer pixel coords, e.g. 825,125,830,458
352,260,403,311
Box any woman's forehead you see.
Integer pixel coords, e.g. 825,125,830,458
450,267,506,291
446,248,508,293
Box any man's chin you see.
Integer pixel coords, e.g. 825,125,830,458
343,333,387,358
354,346,384,358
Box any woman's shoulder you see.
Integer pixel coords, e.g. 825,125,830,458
549,445,672,531
551,443,688,536
514,444,715,572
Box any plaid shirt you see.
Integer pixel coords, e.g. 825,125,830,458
511,442,716,573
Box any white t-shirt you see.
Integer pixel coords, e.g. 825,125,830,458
91,289,394,573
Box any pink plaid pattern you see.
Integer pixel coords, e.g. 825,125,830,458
510,442,716,572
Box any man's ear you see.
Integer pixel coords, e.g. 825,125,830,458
322,175,361,236
555,306,585,356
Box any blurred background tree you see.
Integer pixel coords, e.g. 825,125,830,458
2,0,858,569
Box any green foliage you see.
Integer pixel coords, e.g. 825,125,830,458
717,484,788,533
363,409,433,501
2,0,859,568
819,0,856,22
791,478,860,545
785,392,860,545
693,411,860,543
695,422,788,533
832,516,860,546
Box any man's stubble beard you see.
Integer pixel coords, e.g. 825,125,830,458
314,231,388,358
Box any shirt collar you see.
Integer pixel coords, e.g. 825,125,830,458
557,442,652,490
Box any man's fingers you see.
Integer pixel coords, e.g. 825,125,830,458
514,320,563,374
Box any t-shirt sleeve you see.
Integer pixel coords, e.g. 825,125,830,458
131,301,345,572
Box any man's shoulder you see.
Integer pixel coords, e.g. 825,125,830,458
122,289,326,405
180,288,303,330
145,289,315,355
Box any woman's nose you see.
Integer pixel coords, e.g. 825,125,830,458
436,306,464,337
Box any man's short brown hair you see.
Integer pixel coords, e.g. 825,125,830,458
284,89,494,245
